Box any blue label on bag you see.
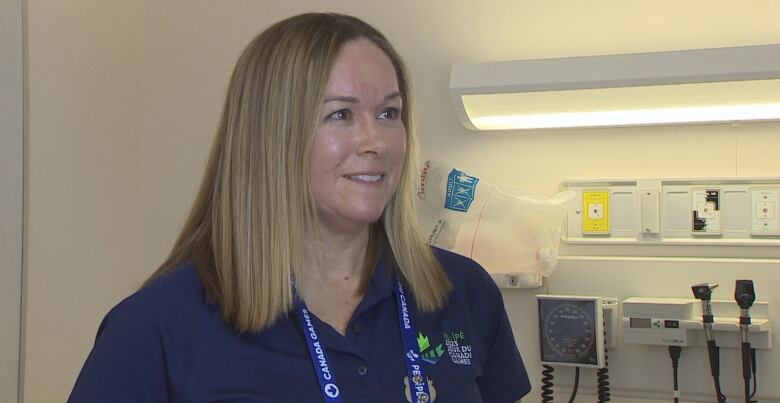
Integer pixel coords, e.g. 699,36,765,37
444,169,479,212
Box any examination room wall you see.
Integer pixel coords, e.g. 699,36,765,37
23,1,143,402
21,0,780,402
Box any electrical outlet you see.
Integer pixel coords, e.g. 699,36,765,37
750,187,780,235
582,190,610,234
690,188,721,235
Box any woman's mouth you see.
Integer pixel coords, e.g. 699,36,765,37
346,174,383,183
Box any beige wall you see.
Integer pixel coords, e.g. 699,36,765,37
24,0,142,401
23,0,780,402
1,0,24,401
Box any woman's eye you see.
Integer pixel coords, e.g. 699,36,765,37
327,109,351,121
379,107,400,120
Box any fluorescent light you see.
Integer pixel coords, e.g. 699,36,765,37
450,44,780,131
470,104,780,130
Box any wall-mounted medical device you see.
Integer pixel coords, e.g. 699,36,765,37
691,282,727,403
623,281,770,403
560,177,780,252
582,190,611,235
449,44,780,131
537,295,616,402
538,295,606,367
621,297,771,349
734,280,758,403
690,188,721,235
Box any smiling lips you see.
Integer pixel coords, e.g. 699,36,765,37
346,174,383,183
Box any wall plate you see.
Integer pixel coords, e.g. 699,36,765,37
750,187,780,235
690,187,721,235
582,190,611,235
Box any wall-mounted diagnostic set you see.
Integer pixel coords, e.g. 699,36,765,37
622,281,769,403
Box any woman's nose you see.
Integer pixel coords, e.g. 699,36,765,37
355,117,386,155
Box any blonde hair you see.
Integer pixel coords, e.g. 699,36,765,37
147,13,451,332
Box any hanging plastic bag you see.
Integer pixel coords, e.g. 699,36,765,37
416,160,574,284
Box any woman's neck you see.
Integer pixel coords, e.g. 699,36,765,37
298,226,372,335
302,225,370,284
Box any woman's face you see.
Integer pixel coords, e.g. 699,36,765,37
309,38,406,234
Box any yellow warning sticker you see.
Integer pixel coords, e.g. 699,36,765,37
582,190,610,234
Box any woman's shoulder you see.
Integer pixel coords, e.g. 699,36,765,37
70,263,221,400
100,262,218,337
92,262,220,372
429,247,502,307
136,262,208,306
431,247,493,289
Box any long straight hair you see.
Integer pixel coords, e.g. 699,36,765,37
146,13,451,332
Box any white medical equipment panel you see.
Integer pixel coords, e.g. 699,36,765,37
561,178,780,249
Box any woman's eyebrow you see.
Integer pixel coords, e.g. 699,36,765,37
323,95,358,103
323,91,401,104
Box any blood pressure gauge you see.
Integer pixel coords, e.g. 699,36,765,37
537,295,605,368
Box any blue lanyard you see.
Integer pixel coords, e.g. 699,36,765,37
395,279,432,403
297,277,431,403
299,303,345,402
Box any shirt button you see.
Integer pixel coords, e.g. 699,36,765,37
352,323,362,333
357,365,368,376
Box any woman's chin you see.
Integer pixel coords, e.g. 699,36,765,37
317,210,385,233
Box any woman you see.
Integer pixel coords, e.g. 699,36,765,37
69,13,531,402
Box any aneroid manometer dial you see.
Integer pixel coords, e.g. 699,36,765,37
537,296,603,367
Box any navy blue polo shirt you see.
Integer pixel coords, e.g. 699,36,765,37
69,248,531,402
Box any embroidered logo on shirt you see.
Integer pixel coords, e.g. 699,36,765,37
444,330,472,366
417,332,445,365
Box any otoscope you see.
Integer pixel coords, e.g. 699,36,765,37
734,280,757,403
692,283,726,403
